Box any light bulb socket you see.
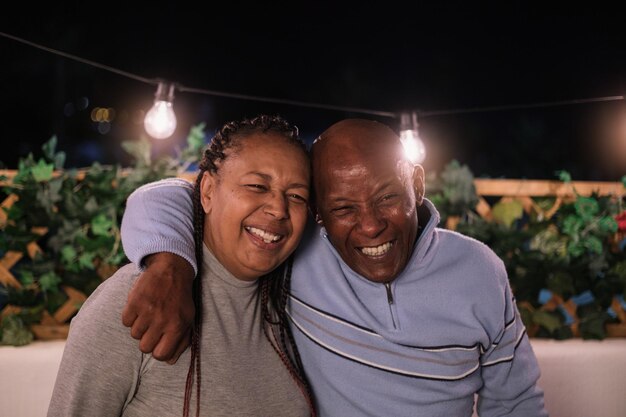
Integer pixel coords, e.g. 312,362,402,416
400,111,419,131
154,81,176,102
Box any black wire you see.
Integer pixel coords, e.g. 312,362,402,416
178,85,398,117
420,95,625,117
0,31,157,85
1,30,624,119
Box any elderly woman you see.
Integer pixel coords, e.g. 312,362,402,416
47,115,316,417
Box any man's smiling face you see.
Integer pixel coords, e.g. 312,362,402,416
312,119,424,283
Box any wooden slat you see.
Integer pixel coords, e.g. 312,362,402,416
0,194,19,226
53,287,87,323
0,251,22,289
474,178,625,198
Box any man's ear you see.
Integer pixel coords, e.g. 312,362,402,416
200,171,216,214
412,164,425,206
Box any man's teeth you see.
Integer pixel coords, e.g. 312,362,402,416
246,227,282,243
360,242,393,256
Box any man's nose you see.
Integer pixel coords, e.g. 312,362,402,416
264,192,289,219
357,207,385,237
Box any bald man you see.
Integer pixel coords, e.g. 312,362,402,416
119,119,548,416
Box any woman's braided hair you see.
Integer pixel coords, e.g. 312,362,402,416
183,114,316,417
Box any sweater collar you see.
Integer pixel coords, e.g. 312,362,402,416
201,243,259,288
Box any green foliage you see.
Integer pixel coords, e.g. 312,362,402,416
0,126,205,345
491,200,524,227
426,160,479,225
1,315,34,346
428,164,626,340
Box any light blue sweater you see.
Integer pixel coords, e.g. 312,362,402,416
121,178,548,417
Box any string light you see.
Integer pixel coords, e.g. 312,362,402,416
2,30,625,155
144,82,177,139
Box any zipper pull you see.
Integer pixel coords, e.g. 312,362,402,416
384,282,394,305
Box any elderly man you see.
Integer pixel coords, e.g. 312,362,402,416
120,119,548,416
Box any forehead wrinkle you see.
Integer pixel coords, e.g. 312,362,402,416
326,177,397,203
245,171,272,181
244,171,309,190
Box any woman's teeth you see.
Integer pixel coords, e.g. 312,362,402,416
246,227,282,243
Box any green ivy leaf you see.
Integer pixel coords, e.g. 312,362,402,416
0,315,34,346
579,311,609,340
582,236,603,255
556,170,572,183
186,123,206,153
598,216,618,234
31,159,54,182
491,200,524,227
19,270,35,286
547,271,575,297
574,197,599,220
562,215,583,236
84,196,99,214
121,138,152,167
61,245,77,264
532,310,563,333
529,226,568,257
91,214,113,237
39,272,61,293
78,252,95,270
42,135,57,160
567,241,585,258
41,135,66,169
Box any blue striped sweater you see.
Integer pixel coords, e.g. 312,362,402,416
121,178,548,417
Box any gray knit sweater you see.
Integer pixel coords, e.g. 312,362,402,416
47,245,308,417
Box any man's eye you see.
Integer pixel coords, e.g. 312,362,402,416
331,206,354,216
379,194,399,205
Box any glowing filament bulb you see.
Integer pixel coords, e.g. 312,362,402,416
399,111,426,164
400,129,426,164
144,82,177,139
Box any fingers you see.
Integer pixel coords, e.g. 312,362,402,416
164,328,192,365
121,298,139,328
137,326,164,355
129,312,149,339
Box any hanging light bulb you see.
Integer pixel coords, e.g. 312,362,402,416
144,81,177,139
399,111,426,164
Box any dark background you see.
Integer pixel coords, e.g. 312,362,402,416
1,3,625,180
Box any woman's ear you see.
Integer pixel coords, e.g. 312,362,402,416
412,164,425,206
200,171,216,214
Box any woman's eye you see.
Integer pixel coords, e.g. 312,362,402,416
245,184,268,191
288,193,308,204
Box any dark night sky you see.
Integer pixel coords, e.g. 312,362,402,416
1,4,625,181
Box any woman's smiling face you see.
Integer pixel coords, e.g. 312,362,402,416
200,132,310,280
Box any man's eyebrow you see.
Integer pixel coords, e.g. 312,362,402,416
326,195,356,203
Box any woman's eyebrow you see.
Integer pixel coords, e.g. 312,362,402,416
246,172,309,190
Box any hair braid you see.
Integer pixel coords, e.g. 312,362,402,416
260,259,317,416
182,172,205,417
182,114,315,416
